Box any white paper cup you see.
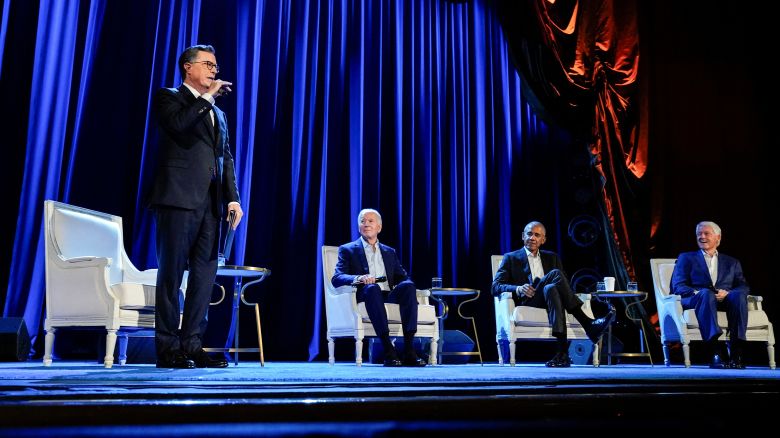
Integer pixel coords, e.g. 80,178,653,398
604,277,616,291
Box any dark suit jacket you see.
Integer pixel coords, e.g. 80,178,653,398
492,249,565,304
147,85,239,213
332,239,409,290
670,251,750,298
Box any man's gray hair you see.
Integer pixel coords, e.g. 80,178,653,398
357,208,382,226
696,221,721,236
524,221,546,236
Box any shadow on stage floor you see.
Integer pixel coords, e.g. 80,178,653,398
1,360,778,436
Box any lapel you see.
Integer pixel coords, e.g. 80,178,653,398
354,239,370,274
178,85,217,144
694,251,715,287
212,105,222,146
519,250,533,283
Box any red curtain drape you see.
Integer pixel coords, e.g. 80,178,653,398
497,0,644,278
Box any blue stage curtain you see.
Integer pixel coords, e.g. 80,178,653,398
3,0,588,361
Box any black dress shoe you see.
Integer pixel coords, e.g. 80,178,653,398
709,353,729,369
190,349,229,368
545,352,572,368
402,353,427,367
156,350,196,369
586,307,616,344
729,357,746,369
383,356,403,367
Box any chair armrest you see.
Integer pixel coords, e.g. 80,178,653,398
576,293,591,301
330,285,355,296
416,289,431,305
748,295,763,311
494,292,515,340
123,268,158,285
54,255,111,269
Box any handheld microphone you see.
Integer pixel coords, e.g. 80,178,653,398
352,275,387,286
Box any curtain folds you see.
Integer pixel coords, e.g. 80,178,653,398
497,0,644,283
3,0,596,361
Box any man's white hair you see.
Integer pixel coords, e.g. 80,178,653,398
357,208,382,226
696,221,721,236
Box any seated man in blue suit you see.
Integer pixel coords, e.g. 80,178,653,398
331,208,426,367
492,221,615,367
671,221,749,369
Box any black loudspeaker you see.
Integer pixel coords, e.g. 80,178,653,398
439,330,475,364
0,317,31,361
568,340,594,365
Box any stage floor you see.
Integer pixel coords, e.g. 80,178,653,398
1,361,778,436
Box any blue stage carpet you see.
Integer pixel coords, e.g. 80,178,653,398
1,361,778,436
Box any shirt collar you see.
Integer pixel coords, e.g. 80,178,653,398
701,249,719,258
361,237,380,252
182,82,201,98
524,247,540,258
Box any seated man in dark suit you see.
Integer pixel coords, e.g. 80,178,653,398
671,221,749,369
331,208,426,367
492,221,615,367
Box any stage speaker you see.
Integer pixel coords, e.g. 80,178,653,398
0,317,31,361
439,330,475,364
568,339,594,365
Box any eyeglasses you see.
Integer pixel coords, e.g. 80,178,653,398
190,60,220,73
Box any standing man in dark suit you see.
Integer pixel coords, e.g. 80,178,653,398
331,208,426,367
671,221,749,369
492,221,615,367
149,44,243,369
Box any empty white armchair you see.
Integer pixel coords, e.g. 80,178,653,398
491,255,600,366
321,245,438,366
43,200,160,368
650,258,775,368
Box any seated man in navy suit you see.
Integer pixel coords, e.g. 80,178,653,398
492,221,615,367
671,221,749,369
331,208,426,367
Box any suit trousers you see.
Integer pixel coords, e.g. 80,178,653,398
682,289,748,342
358,280,418,338
522,269,583,337
154,190,220,358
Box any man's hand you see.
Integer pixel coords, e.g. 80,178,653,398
208,79,233,97
518,283,536,298
227,202,243,229
356,275,377,284
715,289,729,302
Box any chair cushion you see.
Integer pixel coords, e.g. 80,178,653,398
357,302,437,325
112,283,156,311
683,309,770,330
512,306,583,328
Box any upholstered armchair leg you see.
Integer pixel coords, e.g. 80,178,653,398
117,333,129,366
662,343,671,366
592,342,600,367
767,343,775,369
328,338,335,365
509,341,516,366
104,329,117,368
43,327,56,366
429,338,438,365
682,341,691,368
497,342,504,365
355,338,363,366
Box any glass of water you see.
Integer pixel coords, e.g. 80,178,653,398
627,281,638,292
596,281,606,292
431,277,442,289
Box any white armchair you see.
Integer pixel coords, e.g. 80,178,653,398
491,255,600,366
43,200,162,368
321,245,439,366
650,258,775,368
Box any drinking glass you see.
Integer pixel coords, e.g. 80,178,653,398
431,277,443,289
627,281,638,292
